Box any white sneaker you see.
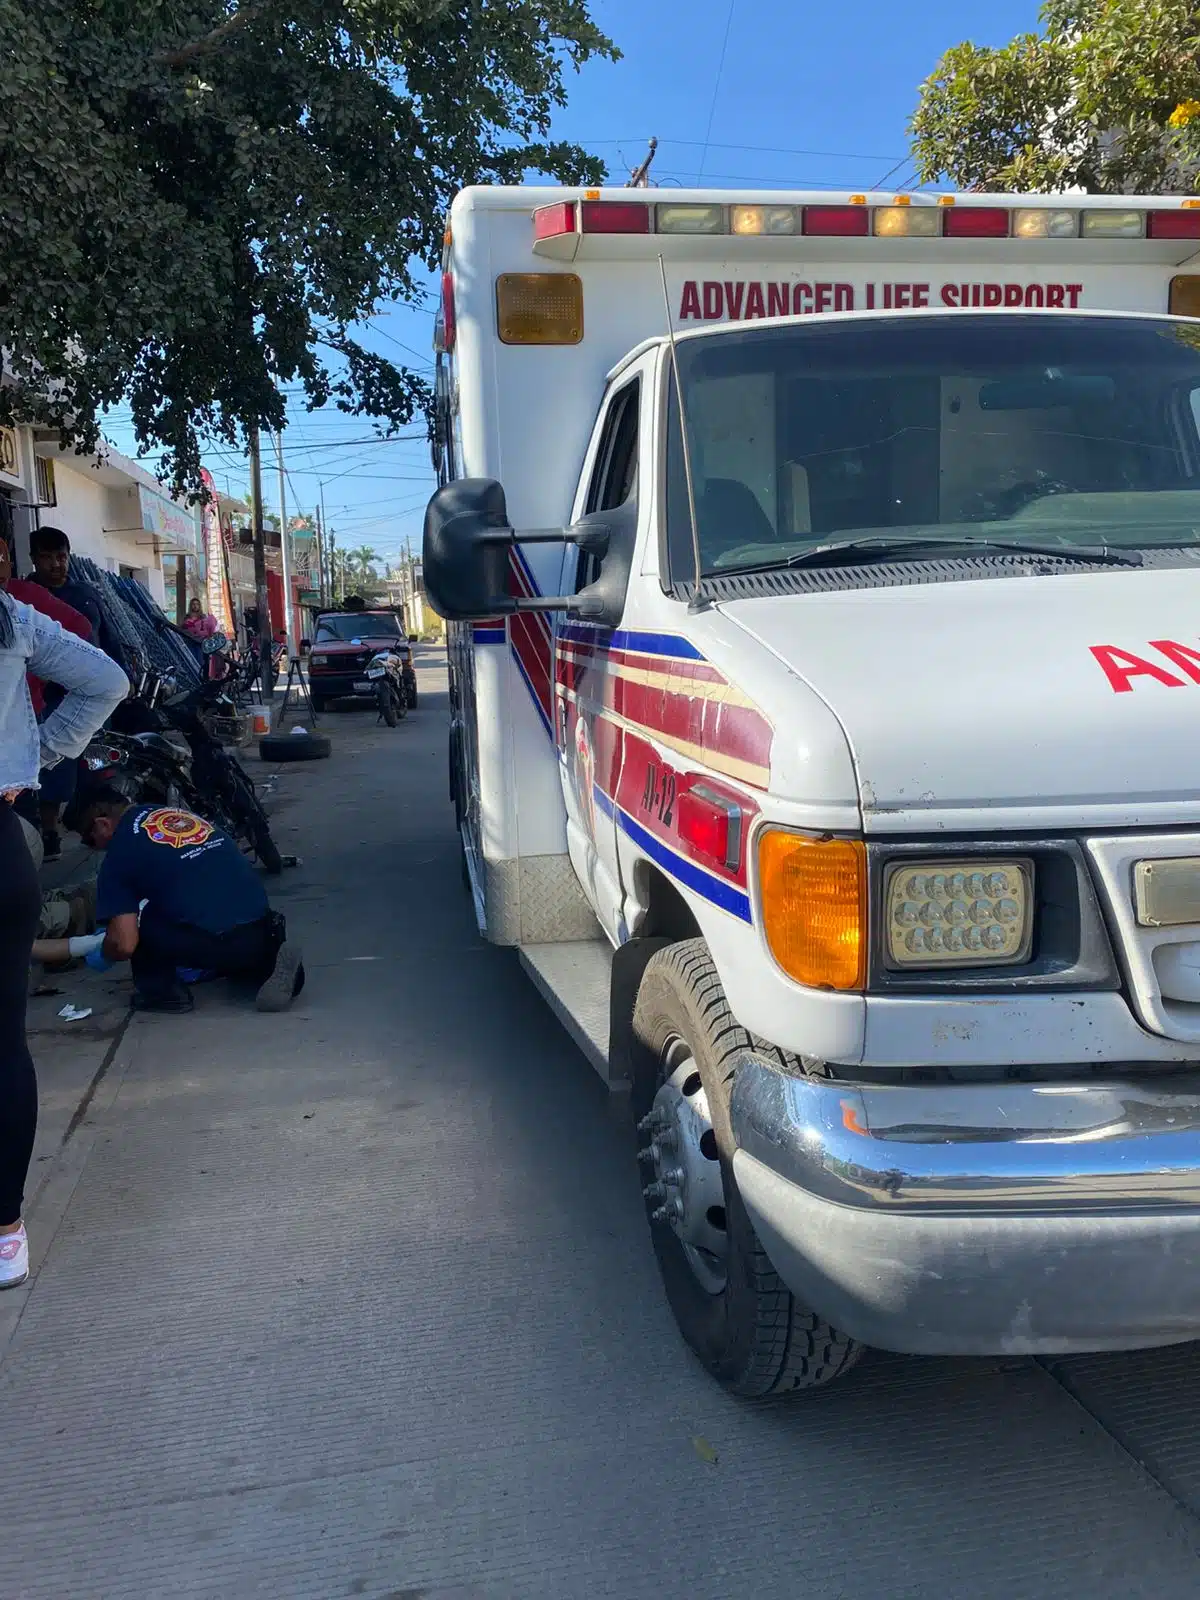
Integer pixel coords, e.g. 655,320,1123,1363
0,1225,29,1289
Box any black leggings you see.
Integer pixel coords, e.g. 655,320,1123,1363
0,802,41,1226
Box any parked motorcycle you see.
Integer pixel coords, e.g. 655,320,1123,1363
94,659,284,873
365,646,408,728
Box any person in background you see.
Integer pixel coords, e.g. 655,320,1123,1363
69,786,304,1016
27,526,108,651
179,595,220,677
0,591,127,1289
0,535,94,859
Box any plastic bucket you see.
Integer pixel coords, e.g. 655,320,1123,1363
252,709,271,737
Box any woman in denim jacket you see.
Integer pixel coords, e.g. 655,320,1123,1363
0,587,127,1289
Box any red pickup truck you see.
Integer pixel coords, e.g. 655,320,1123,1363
307,607,418,712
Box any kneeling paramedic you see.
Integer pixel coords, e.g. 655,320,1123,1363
68,786,303,1014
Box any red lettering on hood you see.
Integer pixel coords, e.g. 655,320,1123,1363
1149,639,1200,682
1091,644,1187,693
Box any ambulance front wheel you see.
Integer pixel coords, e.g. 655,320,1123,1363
630,938,863,1397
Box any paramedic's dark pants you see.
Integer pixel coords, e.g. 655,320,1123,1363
132,908,279,999
0,803,42,1225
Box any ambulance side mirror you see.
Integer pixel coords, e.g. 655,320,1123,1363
423,478,604,620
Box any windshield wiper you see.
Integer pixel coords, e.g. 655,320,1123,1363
719,535,1143,575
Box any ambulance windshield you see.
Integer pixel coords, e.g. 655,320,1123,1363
664,314,1200,576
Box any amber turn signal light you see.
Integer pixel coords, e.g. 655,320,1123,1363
757,831,867,991
495,273,584,345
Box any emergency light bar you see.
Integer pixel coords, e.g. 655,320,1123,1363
532,194,1200,244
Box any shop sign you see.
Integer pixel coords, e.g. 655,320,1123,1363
0,427,22,484
140,484,197,552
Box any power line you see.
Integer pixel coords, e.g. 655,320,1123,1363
363,321,436,367
581,136,906,163
697,0,736,185
652,168,925,190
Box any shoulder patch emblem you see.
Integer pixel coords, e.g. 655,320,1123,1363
140,808,214,849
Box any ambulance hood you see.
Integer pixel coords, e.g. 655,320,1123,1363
720,565,1200,834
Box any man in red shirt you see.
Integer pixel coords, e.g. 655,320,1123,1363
0,536,93,856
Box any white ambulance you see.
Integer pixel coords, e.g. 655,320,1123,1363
424,184,1200,1395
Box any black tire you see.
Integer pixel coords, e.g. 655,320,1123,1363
631,938,863,1397
259,731,333,762
378,685,398,727
407,682,418,710
223,765,283,875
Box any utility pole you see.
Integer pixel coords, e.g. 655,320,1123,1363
274,430,296,659
314,504,327,609
627,136,658,187
248,423,274,699
318,480,330,606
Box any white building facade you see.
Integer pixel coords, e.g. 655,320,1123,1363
0,422,198,607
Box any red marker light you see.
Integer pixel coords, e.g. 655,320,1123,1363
580,201,650,234
440,271,456,352
802,206,870,237
1148,210,1200,239
533,203,577,241
944,207,1010,238
677,784,743,872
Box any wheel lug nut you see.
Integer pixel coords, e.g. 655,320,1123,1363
662,1167,685,1187
643,1180,666,1202
636,1144,656,1163
656,1127,678,1150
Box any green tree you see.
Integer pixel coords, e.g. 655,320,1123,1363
348,544,382,581
910,0,1200,194
0,0,615,489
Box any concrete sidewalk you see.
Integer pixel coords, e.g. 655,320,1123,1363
6,648,1200,1599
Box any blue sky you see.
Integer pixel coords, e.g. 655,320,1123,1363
104,0,1041,571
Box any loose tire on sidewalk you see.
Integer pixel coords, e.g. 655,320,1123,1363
258,731,332,762
631,938,863,1397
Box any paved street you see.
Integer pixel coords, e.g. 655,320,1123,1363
8,648,1200,1598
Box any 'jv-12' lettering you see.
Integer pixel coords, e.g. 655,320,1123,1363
641,763,676,826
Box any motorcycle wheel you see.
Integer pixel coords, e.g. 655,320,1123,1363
250,816,284,874
225,762,284,874
379,684,398,728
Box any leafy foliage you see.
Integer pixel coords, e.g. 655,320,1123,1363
910,0,1200,194
0,0,615,489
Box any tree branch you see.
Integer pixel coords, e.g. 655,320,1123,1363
157,2,276,69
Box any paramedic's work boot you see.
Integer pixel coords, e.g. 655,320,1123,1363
256,943,305,1012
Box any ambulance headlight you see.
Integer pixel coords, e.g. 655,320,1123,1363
884,859,1033,967
1013,208,1078,239
872,206,940,237
656,204,726,235
1080,209,1145,238
731,205,797,236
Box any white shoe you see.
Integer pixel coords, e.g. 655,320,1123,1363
0,1225,29,1289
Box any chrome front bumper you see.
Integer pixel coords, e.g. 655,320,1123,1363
729,1055,1200,1355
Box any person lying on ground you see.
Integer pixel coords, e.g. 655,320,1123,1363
65,786,303,1016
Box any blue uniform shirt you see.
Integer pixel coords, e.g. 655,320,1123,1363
96,805,268,934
